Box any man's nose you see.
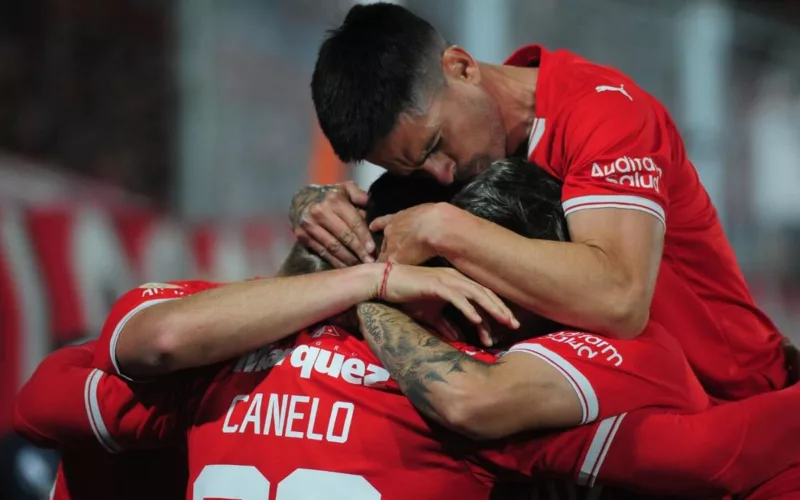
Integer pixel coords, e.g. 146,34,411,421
426,160,455,185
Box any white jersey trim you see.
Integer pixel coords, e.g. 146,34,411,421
83,369,122,453
109,298,177,381
527,118,547,158
508,342,599,424
577,413,627,487
563,194,666,228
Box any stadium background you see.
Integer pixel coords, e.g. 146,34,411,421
1,0,799,497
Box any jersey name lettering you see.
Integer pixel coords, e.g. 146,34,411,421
222,392,354,444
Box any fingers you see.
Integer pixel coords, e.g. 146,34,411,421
477,322,494,348
478,287,519,329
369,214,393,232
338,206,375,261
442,291,483,324
442,269,518,329
315,201,372,263
434,317,461,342
297,222,358,267
294,228,348,269
343,181,369,207
296,183,375,264
468,287,517,329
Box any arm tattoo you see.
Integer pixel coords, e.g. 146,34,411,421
356,302,498,423
289,185,337,227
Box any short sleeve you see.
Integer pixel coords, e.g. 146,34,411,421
93,281,218,380
561,90,674,227
14,343,204,454
505,328,707,424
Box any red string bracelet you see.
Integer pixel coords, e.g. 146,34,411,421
378,261,393,300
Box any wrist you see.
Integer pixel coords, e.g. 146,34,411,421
426,203,464,257
349,263,385,301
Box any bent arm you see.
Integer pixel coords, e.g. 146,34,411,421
356,302,582,439
14,346,95,448
116,262,383,378
590,385,800,497
14,345,180,452
433,205,662,338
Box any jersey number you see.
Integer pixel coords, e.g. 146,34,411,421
193,465,381,499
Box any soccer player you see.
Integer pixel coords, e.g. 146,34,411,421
16,171,800,499
18,251,514,500
15,278,800,499
298,2,795,400
355,161,800,498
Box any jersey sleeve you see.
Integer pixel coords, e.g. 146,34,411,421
504,328,707,425
484,384,800,497
13,343,206,453
579,384,800,497
93,280,218,380
560,89,673,227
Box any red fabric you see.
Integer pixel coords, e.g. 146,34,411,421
507,44,786,400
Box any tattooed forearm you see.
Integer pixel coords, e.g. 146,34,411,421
289,185,337,227
356,302,497,425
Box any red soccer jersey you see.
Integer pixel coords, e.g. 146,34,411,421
17,279,796,499
86,328,710,500
505,44,786,400
20,333,797,500
77,280,714,499
12,342,186,500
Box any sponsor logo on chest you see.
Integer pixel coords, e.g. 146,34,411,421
234,343,391,387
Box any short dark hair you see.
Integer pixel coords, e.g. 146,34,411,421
452,159,568,243
365,172,462,250
312,3,447,162
277,242,333,278
453,159,567,340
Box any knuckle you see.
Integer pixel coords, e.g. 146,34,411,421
326,240,343,253
309,204,325,218
339,230,355,246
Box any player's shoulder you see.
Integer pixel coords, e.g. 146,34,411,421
544,50,659,126
504,325,676,366
111,279,221,312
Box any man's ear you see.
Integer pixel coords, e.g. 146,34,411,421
441,46,481,84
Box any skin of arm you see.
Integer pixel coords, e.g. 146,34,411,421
430,203,663,339
356,301,581,439
119,262,385,378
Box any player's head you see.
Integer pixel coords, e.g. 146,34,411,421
312,3,506,185
450,158,567,344
365,172,463,251
452,158,568,243
277,243,333,278
365,164,565,345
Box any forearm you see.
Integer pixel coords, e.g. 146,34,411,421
434,212,648,338
599,387,800,497
356,302,496,435
14,351,96,449
121,264,383,377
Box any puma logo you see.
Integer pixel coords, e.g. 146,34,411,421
595,84,633,101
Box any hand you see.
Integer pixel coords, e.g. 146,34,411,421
369,203,453,265
375,264,519,338
289,182,375,268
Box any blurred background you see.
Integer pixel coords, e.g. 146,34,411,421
1,0,799,496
